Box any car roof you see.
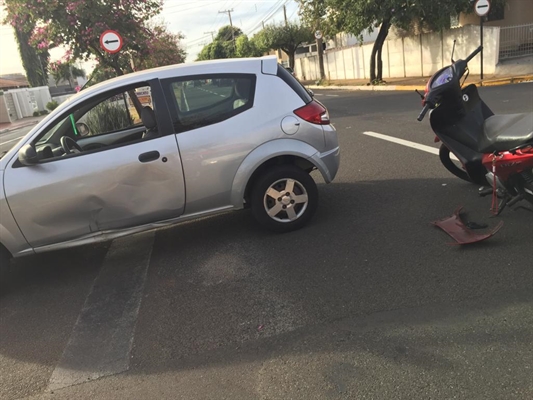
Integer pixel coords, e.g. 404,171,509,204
88,55,277,93
36,55,278,127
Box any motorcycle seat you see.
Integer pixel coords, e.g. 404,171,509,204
480,113,533,153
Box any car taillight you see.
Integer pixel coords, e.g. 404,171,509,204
294,101,330,125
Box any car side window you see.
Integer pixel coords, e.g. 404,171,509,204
78,86,154,137
79,94,137,137
30,83,160,162
162,74,256,133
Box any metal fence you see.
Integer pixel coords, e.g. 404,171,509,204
499,23,533,60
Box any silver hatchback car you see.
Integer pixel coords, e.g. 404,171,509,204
0,56,339,269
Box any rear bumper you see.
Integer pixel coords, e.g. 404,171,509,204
312,145,340,183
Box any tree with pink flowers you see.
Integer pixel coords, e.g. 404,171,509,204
3,0,186,78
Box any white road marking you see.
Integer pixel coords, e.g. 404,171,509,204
198,87,226,98
0,136,24,145
362,131,459,161
48,232,155,391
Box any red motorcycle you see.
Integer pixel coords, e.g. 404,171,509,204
417,44,533,215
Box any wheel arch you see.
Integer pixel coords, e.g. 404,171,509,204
230,139,325,209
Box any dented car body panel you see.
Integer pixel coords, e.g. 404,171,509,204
4,136,186,249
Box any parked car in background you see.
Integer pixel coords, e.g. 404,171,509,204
0,56,340,271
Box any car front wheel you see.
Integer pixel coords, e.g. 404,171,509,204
251,165,318,233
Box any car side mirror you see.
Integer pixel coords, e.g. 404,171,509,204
308,89,314,97
18,144,39,166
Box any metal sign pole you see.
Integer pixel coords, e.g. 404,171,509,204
480,16,484,80
474,0,490,80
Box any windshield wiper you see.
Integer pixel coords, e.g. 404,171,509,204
0,151,7,159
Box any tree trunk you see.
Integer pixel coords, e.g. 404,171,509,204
377,43,383,82
369,17,391,84
288,52,295,70
317,37,325,80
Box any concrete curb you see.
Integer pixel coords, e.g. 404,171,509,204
307,74,533,92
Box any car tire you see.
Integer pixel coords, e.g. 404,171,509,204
251,165,318,233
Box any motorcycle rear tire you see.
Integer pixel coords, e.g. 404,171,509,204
439,144,473,183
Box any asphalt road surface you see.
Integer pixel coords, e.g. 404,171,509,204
1,83,532,400
0,125,36,156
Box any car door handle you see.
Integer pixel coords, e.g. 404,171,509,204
138,151,160,163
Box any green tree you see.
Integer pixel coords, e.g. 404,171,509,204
215,25,243,43
235,35,265,58
250,30,271,56
197,25,244,60
323,0,502,84
262,22,315,69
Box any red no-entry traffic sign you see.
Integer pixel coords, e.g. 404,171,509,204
100,30,123,54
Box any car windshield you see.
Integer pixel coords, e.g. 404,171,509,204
36,115,71,145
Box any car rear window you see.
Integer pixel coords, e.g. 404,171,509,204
276,65,312,104
161,74,256,133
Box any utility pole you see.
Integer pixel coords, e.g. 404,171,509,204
204,31,216,41
283,4,288,26
219,9,235,52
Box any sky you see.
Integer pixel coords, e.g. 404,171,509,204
0,0,300,77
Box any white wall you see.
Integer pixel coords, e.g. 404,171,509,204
295,25,501,81
5,86,52,118
0,95,12,124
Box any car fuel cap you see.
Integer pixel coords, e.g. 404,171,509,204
281,116,300,135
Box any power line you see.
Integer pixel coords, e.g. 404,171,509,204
245,0,289,36
243,0,283,35
164,1,219,12
219,9,236,51
204,31,216,41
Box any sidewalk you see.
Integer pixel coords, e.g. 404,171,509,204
304,73,533,92
0,115,45,134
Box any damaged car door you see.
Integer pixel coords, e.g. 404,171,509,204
3,80,186,250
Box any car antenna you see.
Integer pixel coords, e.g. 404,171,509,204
451,40,456,63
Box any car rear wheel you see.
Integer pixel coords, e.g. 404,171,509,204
251,165,318,233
